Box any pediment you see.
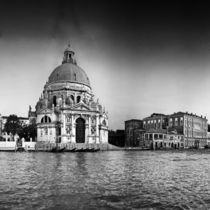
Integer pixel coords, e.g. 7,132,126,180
72,102,91,111
37,108,52,114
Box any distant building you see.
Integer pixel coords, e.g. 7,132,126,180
125,119,144,147
142,113,184,149
207,132,210,147
125,111,208,149
28,105,36,124
168,112,208,148
143,113,168,130
143,130,184,149
108,130,125,147
0,114,2,137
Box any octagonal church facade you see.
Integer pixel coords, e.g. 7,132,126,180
35,45,108,144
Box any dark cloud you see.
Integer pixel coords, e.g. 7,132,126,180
1,0,210,36
1,0,210,61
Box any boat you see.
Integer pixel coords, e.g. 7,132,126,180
93,148,100,152
50,147,66,152
65,147,76,152
87,148,95,152
75,148,85,152
16,147,25,152
50,143,66,153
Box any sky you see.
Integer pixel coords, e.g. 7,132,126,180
1,0,210,129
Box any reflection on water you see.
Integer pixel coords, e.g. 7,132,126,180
1,151,210,209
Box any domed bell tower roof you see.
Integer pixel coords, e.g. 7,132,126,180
62,43,76,64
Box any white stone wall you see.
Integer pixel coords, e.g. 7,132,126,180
0,141,16,150
37,126,56,142
99,129,108,143
22,141,36,151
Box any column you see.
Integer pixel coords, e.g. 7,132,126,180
61,113,66,143
85,119,89,144
71,115,76,143
152,133,155,150
96,114,99,143
63,113,66,134
88,116,91,143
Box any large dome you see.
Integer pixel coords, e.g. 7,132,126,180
48,47,91,88
48,63,90,87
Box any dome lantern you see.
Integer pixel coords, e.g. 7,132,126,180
62,43,76,64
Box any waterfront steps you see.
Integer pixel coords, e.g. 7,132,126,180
35,142,121,152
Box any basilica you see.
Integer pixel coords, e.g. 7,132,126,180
31,44,108,146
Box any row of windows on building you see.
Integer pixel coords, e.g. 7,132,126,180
143,119,166,124
144,133,184,141
40,115,107,128
169,118,207,128
40,127,53,136
40,127,97,136
184,131,207,138
144,117,184,125
144,117,207,129
168,117,184,126
52,95,83,107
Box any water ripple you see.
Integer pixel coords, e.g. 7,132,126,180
0,151,210,209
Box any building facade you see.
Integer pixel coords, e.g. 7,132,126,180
125,112,208,149
108,130,125,147
142,113,183,149
168,112,208,148
143,131,184,149
125,119,144,147
33,45,108,145
143,113,168,130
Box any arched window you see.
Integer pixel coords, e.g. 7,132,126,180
74,73,77,80
76,118,85,143
77,96,81,103
71,95,74,102
102,120,106,126
53,96,57,107
66,97,70,105
41,116,51,123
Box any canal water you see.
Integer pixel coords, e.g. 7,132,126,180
1,151,210,210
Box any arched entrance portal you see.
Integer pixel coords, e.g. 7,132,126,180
76,118,85,143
